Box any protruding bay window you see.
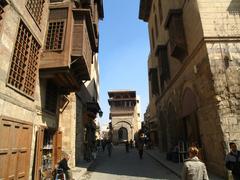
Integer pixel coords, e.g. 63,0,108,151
165,9,188,61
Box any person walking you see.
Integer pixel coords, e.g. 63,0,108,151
130,139,134,148
125,140,129,153
106,140,113,157
102,139,106,152
182,146,209,180
225,142,240,180
137,136,144,159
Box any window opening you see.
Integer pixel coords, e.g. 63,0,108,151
45,20,65,51
45,80,58,113
8,20,40,97
158,0,163,24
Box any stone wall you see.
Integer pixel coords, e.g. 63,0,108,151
59,93,76,167
0,1,52,179
206,42,240,174
112,116,134,143
198,0,240,37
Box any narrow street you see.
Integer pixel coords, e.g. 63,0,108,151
81,145,179,180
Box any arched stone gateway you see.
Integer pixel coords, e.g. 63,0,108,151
158,110,168,152
108,90,141,144
167,103,178,151
181,88,201,147
118,127,128,141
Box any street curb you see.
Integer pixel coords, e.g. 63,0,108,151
72,160,96,179
144,150,181,178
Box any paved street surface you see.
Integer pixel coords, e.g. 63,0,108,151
80,145,179,180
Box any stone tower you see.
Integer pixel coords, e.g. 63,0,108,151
108,90,141,144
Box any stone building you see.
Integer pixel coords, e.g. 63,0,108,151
0,0,103,179
139,0,240,178
108,90,141,144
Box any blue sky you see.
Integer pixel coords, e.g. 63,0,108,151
98,0,150,126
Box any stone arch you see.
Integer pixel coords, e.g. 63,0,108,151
112,120,132,143
158,109,168,152
181,87,198,117
118,127,128,141
113,120,132,128
181,82,200,114
167,102,178,150
181,87,201,147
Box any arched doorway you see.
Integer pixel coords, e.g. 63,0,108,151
118,127,128,141
159,110,168,152
167,103,177,150
181,88,201,147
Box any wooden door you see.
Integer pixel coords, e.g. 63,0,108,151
53,131,62,166
0,117,32,180
34,127,44,180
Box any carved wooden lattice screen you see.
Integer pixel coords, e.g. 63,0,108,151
165,9,188,61
26,0,45,25
8,20,40,97
45,20,65,50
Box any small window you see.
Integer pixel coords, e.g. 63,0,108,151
26,0,45,25
45,80,58,113
45,20,65,51
158,0,163,24
154,14,158,38
8,20,40,97
156,45,170,93
149,68,159,95
45,8,68,51
151,28,155,49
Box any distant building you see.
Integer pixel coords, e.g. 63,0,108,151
108,90,141,144
139,0,240,178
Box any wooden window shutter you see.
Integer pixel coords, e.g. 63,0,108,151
156,45,170,80
49,8,68,20
53,131,62,165
165,9,187,61
45,80,58,113
45,8,68,51
158,0,163,24
156,45,170,92
34,128,44,180
7,20,40,97
149,68,159,95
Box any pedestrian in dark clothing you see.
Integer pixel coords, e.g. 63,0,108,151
130,139,133,148
58,153,72,180
106,140,113,157
102,139,106,152
125,140,129,153
225,142,240,180
137,137,144,159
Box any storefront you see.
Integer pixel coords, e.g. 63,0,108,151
34,127,62,179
